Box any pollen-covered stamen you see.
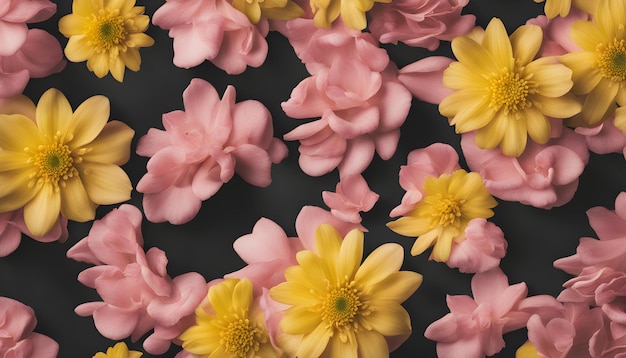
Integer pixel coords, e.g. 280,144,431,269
86,9,127,53
597,39,626,82
487,69,532,114
29,142,78,190
320,280,365,333
428,195,463,228
220,316,265,358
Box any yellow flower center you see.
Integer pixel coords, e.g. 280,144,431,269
487,69,532,114
86,9,127,53
220,317,264,358
321,281,363,331
27,141,80,191
427,194,463,229
597,39,626,82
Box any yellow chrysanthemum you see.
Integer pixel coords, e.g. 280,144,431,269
559,0,626,127
232,0,304,24
0,89,133,237
58,0,155,82
515,341,542,358
93,342,142,358
387,170,498,262
269,224,423,358
310,0,389,30
440,18,581,157
179,278,281,358
533,0,597,19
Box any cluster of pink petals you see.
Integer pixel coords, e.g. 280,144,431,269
152,0,269,74
0,0,65,98
390,143,507,273
461,129,589,210
0,296,58,357
322,174,379,223
136,78,287,224
368,0,475,50
0,209,67,257
280,19,413,177
66,204,208,355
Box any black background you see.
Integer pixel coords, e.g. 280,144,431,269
2,0,624,357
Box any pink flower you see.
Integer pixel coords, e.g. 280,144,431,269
424,268,530,357
461,129,589,209
0,296,58,358
446,219,507,274
67,204,208,355
152,0,269,74
283,58,412,176
137,79,287,224
0,1,65,98
590,316,626,358
322,174,379,224
368,0,475,50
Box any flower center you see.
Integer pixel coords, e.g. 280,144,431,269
86,9,127,53
29,142,78,190
597,39,626,82
429,195,463,228
487,69,531,114
321,281,362,331
220,317,263,358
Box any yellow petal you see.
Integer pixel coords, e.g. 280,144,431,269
363,301,412,336
451,35,498,75
126,33,155,48
231,278,253,313
261,0,304,20
110,57,126,82
355,329,390,358
87,52,111,78
370,271,422,302
387,216,430,237
527,61,574,98
64,36,94,62
0,171,37,212
23,183,60,237
582,78,619,126
569,20,606,51
483,18,513,68
613,107,626,131
341,0,367,30
60,176,96,222
431,227,455,261
79,162,132,205
280,305,322,335
0,114,41,151
296,323,330,358
58,14,86,37
559,51,602,94
36,88,73,140
354,243,403,287
119,48,141,72
474,112,508,149
68,95,110,148
269,280,320,306
0,95,36,117
500,115,528,157
524,106,551,144
533,94,582,119
329,334,358,358
337,229,363,279
72,0,101,16
82,120,134,165
208,278,238,316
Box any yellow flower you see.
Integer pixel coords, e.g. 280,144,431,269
232,0,304,24
269,224,422,358
559,0,626,127
310,0,389,30
533,0,597,18
179,278,281,358
0,89,133,237
440,18,581,157
387,170,498,262
93,342,142,358
515,340,542,358
58,0,155,82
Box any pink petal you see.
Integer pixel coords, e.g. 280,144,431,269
170,20,224,68
232,218,292,263
142,186,202,225
3,0,56,23
233,144,272,187
92,305,141,340
1,29,65,78
0,20,27,56
0,69,29,98
398,56,454,104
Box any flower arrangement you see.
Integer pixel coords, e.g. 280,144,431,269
2,0,626,357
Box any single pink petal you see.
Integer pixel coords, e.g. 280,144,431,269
338,136,376,176
136,129,171,157
3,0,56,23
1,29,65,78
232,144,272,187
398,56,454,104
0,21,27,56
170,20,224,68
232,218,292,264
91,305,141,340
142,186,202,225
190,157,227,200
26,332,59,358
0,213,21,257
0,69,29,98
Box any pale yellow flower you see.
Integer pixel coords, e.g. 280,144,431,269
559,0,626,127
269,224,422,358
310,0,389,30
0,89,133,237
179,278,281,358
440,18,581,157
533,0,597,18
387,170,498,262
232,0,304,24
93,342,142,358
58,0,154,82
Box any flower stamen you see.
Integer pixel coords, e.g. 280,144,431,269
31,143,77,190
85,9,127,53
597,39,626,82
487,69,531,114
220,316,264,357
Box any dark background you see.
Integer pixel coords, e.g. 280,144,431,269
1,0,623,357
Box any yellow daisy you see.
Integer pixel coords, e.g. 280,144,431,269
310,0,389,30
179,278,281,358
93,342,142,358
387,170,498,262
559,0,626,127
0,89,133,237
58,0,154,82
269,224,422,358
533,0,597,19
232,0,304,24
440,18,581,157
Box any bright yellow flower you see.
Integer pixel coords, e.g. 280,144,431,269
58,0,154,82
559,0,626,127
179,278,281,358
93,342,142,358
515,341,542,358
0,89,133,237
310,0,389,30
387,170,498,262
269,224,422,358
440,18,581,157
232,0,304,24
533,0,597,18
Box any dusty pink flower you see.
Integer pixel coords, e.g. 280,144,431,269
67,204,208,355
446,219,507,274
0,1,65,98
590,316,626,358
461,129,589,209
283,58,412,177
425,268,530,357
0,296,58,358
152,0,269,74
321,174,379,224
368,0,475,50
137,79,288,224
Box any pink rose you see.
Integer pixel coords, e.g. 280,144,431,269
0,297,58,358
